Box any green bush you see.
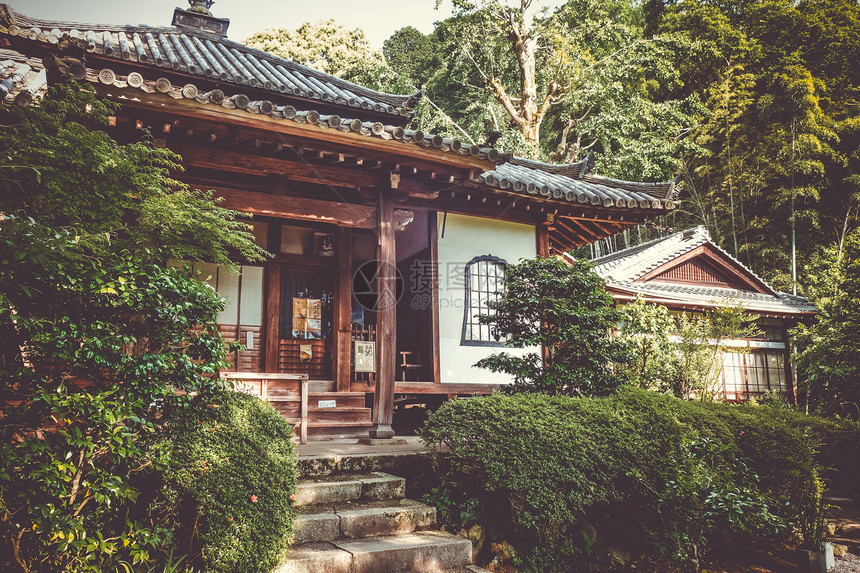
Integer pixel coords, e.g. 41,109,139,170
419,388,822,572
153,389,298,573
475,256,629,396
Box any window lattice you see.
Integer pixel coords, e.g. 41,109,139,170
462,255,507,345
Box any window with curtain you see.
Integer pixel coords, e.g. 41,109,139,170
461,255,507,346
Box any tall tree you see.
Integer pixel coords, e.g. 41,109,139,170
245,21,411,92
418,0,700,177
794,227,860,419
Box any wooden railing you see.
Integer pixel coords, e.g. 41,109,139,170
220,372,309,444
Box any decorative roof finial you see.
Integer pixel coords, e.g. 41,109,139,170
173,0,229,36
187,0,214,16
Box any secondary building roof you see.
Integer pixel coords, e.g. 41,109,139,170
591,226,816,318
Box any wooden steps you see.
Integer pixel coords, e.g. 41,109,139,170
221,373,373,442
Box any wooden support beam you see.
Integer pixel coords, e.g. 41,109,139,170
334,227,353,393
558,217,601,242
170,144,377,189
429,212,441,384
371,187,397,439
263,310,278,373
202,186,378,229
555,219,589,247
265,225,282,373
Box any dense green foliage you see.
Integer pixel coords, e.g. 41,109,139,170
474,256,629,396
794,227,860,418
0,217,228,571
0,83,264,268
244,21,413,93
155,390,298,573
0,83,289,572
619,296,762,399
419,388,824,571
616,295,677,390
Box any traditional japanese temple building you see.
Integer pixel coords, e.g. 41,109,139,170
0,1,683,440
592,226,816,402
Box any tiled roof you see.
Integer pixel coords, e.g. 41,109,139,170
592,225,714,282
591,226,816,316
0,49,45,105
0,4,422,119
606,281,815,316
482,161,678,210
0,3,680,214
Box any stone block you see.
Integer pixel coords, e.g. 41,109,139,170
338,502,436,538
334,531,472,573
293,512,340,544
295,479,362,506
273,542,351,573
361,472,406,500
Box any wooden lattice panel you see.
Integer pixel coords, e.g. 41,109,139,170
654,258,746,289
278,339,330,378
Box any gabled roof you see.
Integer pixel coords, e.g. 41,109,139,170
0,3,422,119
591,226,815,317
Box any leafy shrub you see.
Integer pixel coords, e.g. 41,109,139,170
1,83,267,572
476,256,629,396
419,388,822,572
154,389,298,573
0,218,231,572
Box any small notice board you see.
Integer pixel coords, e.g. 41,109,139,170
354,341,376,373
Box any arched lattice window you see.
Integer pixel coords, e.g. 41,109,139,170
461,255,507,346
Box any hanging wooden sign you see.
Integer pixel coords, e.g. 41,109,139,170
354,341,375,372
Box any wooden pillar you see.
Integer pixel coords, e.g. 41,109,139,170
334,226,353,392
537,222,551,257
429,212,441,384
371,181,397,439
264,222,282,373
537,221,551,368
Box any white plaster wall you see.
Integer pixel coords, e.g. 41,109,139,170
436,213,537,384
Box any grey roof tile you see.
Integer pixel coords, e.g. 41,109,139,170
482,162,676,211
0,5,679,215
1,4,421,118
591,226,816,315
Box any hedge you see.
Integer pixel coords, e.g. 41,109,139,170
151,389,298,572
419,388,823,572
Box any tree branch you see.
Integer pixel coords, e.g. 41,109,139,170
489,77,526,129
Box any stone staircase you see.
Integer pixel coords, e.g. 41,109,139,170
275,449,482,573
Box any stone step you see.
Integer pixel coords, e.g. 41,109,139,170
294,499,436,543
297,445,429,478
275,532,473,573
294,472,405,506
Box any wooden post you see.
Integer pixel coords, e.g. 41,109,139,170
429,212,441,384
299,376,309,445
334,226,353,392
537,222,551,258
264,223,282,373
371,180,397,439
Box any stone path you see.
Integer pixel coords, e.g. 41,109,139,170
827,489,860,572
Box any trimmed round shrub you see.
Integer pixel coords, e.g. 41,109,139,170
156,389,298,572
419,388,822,572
